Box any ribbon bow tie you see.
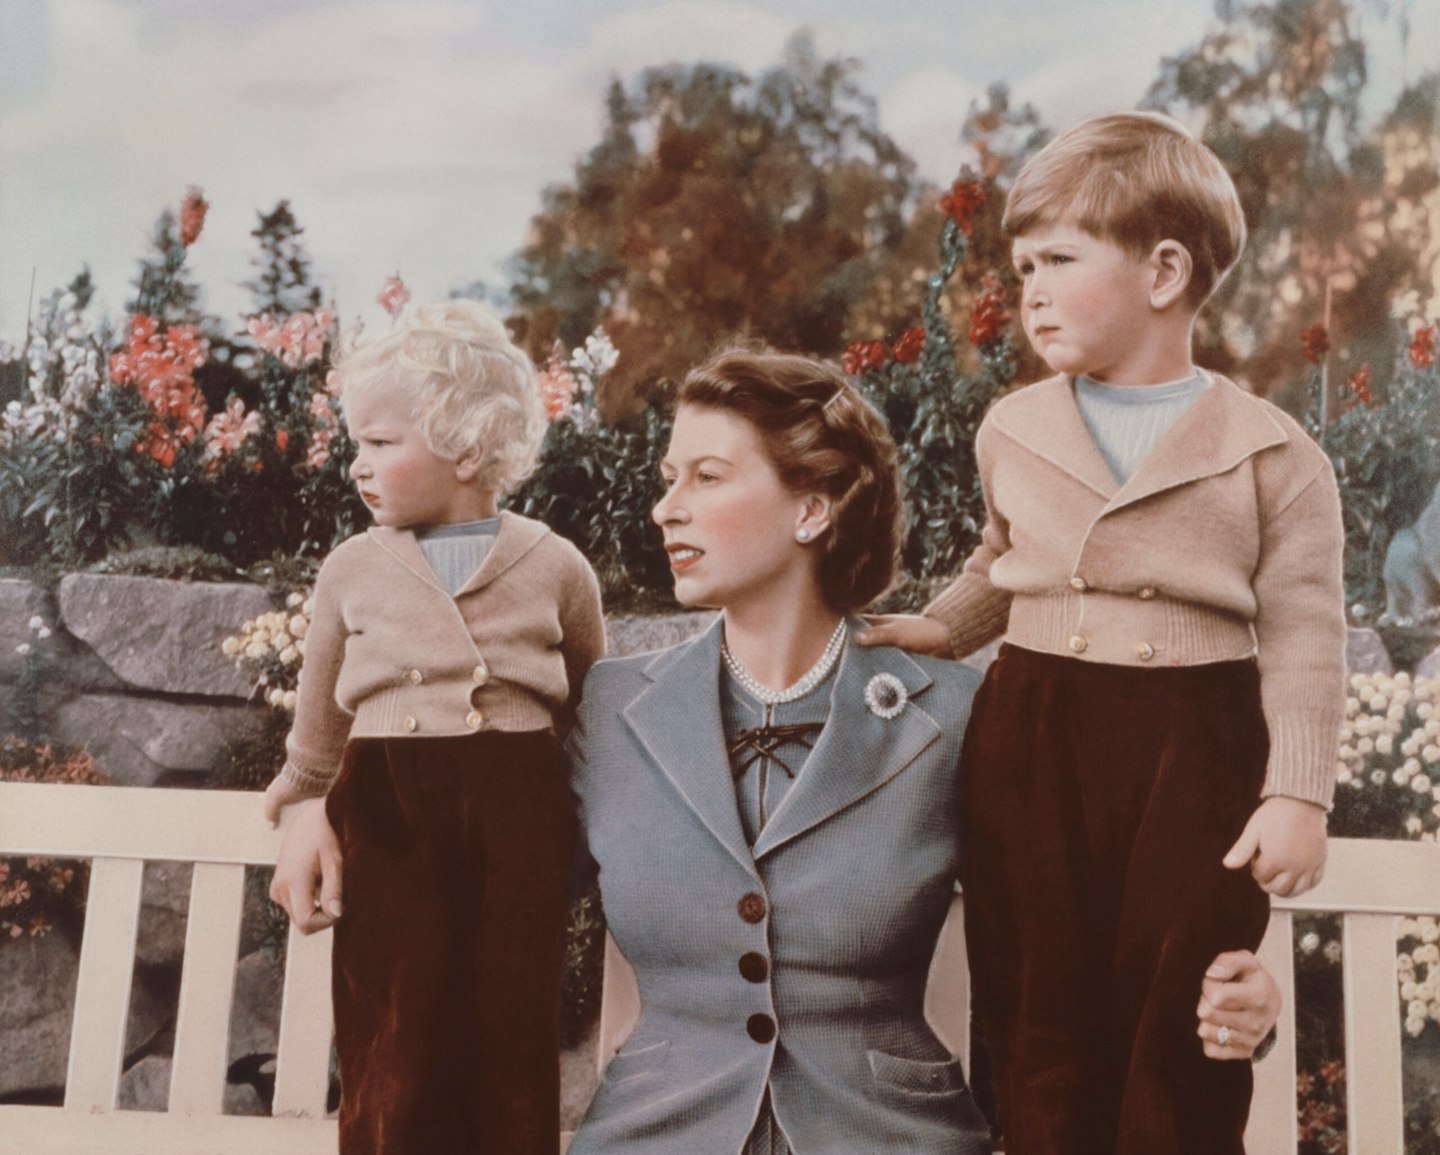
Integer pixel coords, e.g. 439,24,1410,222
728,721,826,781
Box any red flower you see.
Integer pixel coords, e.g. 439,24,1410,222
892,327,925,364
1342,364,1373,411
537,357,578,422
1410,324,1437,370
109,314,209,468
969,272,1012,348
1299,322,1330,365
275,428,290,452
179,186,208,248
841,340,889,377
940,179,987,237
377,274,411,319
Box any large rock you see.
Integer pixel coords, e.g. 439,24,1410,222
1417,645,1440,682
52,695,271,787
223,948,285,1117
0,579,128,694
0,931,80,1098
606,612,713,658
57,574,276,699
1346,628,1394,675
135,861,193,970
118,1054,172,1111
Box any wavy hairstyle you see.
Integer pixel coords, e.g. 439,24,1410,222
332,299,546,494
678,348,904,611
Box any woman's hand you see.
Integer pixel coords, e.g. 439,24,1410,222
855,614,953,657
1196,950,1281,1060
269,797,343,935
1223,796,1327,897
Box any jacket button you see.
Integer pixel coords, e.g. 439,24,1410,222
402,716,419,733
472,663,489,685
1137,587,1156,600
746,1013,776,1044
737,893,767,924
465,710,484,730
406,668,424,685
1068,635,1087,654
738,952,769,983
1069,576,1087,591
1135,643,1155,661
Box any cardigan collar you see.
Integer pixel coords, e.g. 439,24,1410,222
989,373,1291,514
365,510,551,598
620,616,941,873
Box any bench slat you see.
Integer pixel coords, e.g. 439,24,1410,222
0,1102,336,1154
1248,910,1298,1155
272,922,335,1118
1344,912,1405,1151
924,892,971,1077
170,862,248,1115
1274,838,1440,914
64,856,144,1112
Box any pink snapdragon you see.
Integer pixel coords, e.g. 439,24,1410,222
246,308,335,369
377,275,411,319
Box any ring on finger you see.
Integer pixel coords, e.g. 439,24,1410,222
1217,1025,1231,1046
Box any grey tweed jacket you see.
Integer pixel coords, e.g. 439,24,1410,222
567,617,992,1155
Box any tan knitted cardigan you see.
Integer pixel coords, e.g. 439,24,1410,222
925,374,1346,808
280,511,605,794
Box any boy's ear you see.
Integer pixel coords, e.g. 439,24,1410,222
454,445,484,483
1148,240,1193,310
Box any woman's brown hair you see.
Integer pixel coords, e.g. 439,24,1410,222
678,348,904,611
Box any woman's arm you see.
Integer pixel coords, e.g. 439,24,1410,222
1196,950,1282,1061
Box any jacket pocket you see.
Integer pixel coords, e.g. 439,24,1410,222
866,1049,967,1097
602,1039,670,1084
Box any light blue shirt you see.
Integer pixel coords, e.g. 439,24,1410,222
1074,373,1210,483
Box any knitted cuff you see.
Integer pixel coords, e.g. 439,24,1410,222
1261,708,1344,811
278,759,337,797
923,577,1010,662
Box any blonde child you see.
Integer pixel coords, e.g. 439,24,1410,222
861,112,1345,1153
264,300,604,1154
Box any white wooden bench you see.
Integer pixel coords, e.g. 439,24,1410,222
1,781,1436,1154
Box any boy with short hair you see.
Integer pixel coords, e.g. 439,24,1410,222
862,111,1345,1152
264,299,604,1154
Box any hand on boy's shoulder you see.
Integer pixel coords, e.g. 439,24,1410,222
856,614,954,658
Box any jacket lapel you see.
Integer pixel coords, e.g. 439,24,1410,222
366,527,446,592
751,624,941,861
989,375,1120,499
1103,376,1289,513
621,619,759,879
453,511,549,596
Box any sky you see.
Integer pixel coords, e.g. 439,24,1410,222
1,0,1436,342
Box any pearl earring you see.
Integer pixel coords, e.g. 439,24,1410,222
796,528,811,542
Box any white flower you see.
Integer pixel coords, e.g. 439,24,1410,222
282,690,298,710
1416,774,1436,795
864,673,908,720
289,615,308,638
14,643,29,656
1408,1017,1428,1037
35,626,50,640
286,592,305,608
1323,940,1342,964
1371,769,1388,785
279,645,300,665
1300,931,1320,953
1407,815,1424,834
1377,735,1394,755
27,615,43,630
221,636,241,656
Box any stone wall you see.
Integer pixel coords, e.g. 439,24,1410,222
0,571,1434,1113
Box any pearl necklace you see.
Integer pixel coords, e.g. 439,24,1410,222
722,619,848,706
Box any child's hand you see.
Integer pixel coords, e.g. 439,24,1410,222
1223,796,1327,897
269,798,343,934
856,614,953,657
263,777,310,827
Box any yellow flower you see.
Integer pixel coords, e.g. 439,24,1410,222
289,615,308,638
221,636,241,656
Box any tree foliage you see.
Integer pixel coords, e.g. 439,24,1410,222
244,201,322,319
508,34,927,405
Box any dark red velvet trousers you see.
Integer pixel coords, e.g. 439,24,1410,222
961,645,1271,1155
325,731,574,1155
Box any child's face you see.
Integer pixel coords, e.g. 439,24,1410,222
1012,221,1158,384
345,383,489,529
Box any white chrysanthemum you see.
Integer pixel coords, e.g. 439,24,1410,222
289,615,308,638
1371,770,1388,785
1424,922,1440,945
1407,815,1425,834
1414,775,1435,794
1395,766,1414,786
246,643,268,661
1426,745,1440,764
282,690,298,711
1377,735,1394,755
286,592,305,608
279,646,299,665
1404,980,1420,1000
1324,940,1342,964
1358,737,1375,755
1300,932,1320,953
1337,767,1353,784
221,636,241,656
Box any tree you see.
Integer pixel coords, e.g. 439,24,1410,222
1145,0,1439,404
244,201,322,319
507,34,925,405
128,209,208,329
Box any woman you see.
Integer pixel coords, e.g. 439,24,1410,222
271,348,1282,1154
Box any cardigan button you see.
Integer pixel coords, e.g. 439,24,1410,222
746,1013,776,1044
1137,587,1156,600
737,892,767,924
1068,635,1088,654
1135,642,1155,661
472,663,489,685
406,668,424,685
402,716,419,733
465,710,484,730
1069,576,1088,592
738,952,769,983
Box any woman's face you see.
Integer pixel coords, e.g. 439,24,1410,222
653,404,824,613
